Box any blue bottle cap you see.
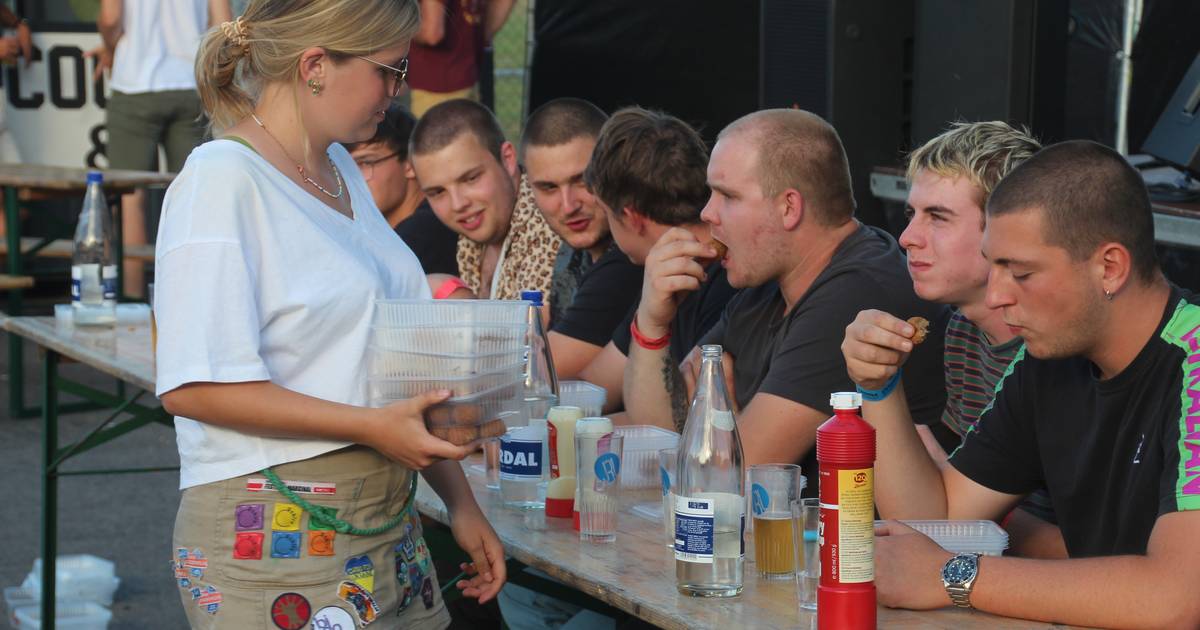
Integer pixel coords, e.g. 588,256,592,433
520,289,543,306
85,171,103,185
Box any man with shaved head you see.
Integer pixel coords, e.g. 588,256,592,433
623,108,948,485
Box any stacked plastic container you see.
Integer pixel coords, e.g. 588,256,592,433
875,520,1010,556
5,555,118,629
614,425,679,489
558,381,607,417
369,300,530,445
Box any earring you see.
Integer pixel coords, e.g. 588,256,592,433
1104,289,1114,301
307,78,323,95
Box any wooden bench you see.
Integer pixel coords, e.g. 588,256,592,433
0,237,155,262
0,273,34,290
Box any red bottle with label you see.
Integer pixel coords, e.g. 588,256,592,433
816,392,876,629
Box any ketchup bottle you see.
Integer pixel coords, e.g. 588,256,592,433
816,392,876,629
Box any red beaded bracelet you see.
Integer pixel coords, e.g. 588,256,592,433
630,315,671,350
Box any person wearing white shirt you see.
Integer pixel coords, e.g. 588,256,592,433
155,1,505,626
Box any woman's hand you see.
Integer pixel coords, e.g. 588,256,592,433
360,390,472,469
449,502,506,603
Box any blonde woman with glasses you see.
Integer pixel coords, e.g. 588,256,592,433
154,1,505,627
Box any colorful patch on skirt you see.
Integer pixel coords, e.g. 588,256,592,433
337,580,379,625
270,592,312,630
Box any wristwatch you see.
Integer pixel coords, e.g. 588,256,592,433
941,553,981,608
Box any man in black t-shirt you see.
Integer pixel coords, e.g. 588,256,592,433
520,99,643,378
624,109,947,472
576,107,739,412
843,140,1200,627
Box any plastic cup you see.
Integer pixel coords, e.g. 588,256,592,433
576,432,623,543
793,497,820,610
658,447,677,548
750,464,803,579
483,437,501,490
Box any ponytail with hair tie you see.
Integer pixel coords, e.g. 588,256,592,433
221,16,251,58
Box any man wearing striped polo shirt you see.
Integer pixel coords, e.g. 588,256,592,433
843,121,1061,556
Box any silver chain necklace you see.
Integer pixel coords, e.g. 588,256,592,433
251,113,344,199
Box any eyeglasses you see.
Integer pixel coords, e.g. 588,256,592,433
356,55,408,98
354,151,401,181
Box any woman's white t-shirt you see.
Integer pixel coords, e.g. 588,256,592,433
155,139,431,489
110,0,207,93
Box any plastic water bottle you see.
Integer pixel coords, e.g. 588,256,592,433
71,171,116,327
521,290,559,424
675,344,745,597
500,419,547,509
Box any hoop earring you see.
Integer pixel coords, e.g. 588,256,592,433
1104,289,1114,301
307,78,323,95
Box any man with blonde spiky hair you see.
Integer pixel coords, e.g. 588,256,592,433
842,121,1064,556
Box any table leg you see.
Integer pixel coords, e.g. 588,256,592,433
40,350,60,630
7,185,29,419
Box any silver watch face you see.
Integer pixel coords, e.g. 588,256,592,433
942,554,978,585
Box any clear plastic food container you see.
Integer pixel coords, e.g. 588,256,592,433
370,323,528,355
367,347,527,379
367,364,524,401
372,299,529,327
13,601,113,629
372,379,524,447
558,381,607,417
614,425,680,489
876,519,1009,556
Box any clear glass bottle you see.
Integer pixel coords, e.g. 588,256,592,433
521,289,559,424
71,171,116,327
675,344,745,597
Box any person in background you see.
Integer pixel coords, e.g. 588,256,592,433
91,0,233,298
346,103,459,275
406,0,515,117
521,98,643,378
845,141,1200,628
156,2,504,626
577,106,738,412
409,99,561,309
623,108,948,486
846,120,1064,558
0,1,32,237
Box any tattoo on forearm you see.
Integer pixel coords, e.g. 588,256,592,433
662,353,688,432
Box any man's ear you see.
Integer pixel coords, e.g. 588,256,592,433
622,206,648,235
403,159,416,180
499,141,519,179
779,188,805,230
1096,241,1133,296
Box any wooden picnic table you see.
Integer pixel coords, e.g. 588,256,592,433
415,457,1076,629
1,163,174,419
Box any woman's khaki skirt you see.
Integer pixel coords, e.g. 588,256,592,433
171,446,451,629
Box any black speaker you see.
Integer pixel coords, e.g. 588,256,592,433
759,0,915,228
912,0,1069,145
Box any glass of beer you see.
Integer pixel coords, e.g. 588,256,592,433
749,463,802,579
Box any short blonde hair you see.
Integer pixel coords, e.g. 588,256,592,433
906,121,1041,204
195,0,420,133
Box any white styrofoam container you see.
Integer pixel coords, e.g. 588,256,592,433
877,519,1009,556
615,425,680,489
13,601,111,630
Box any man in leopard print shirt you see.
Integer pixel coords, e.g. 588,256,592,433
410,99,562,307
